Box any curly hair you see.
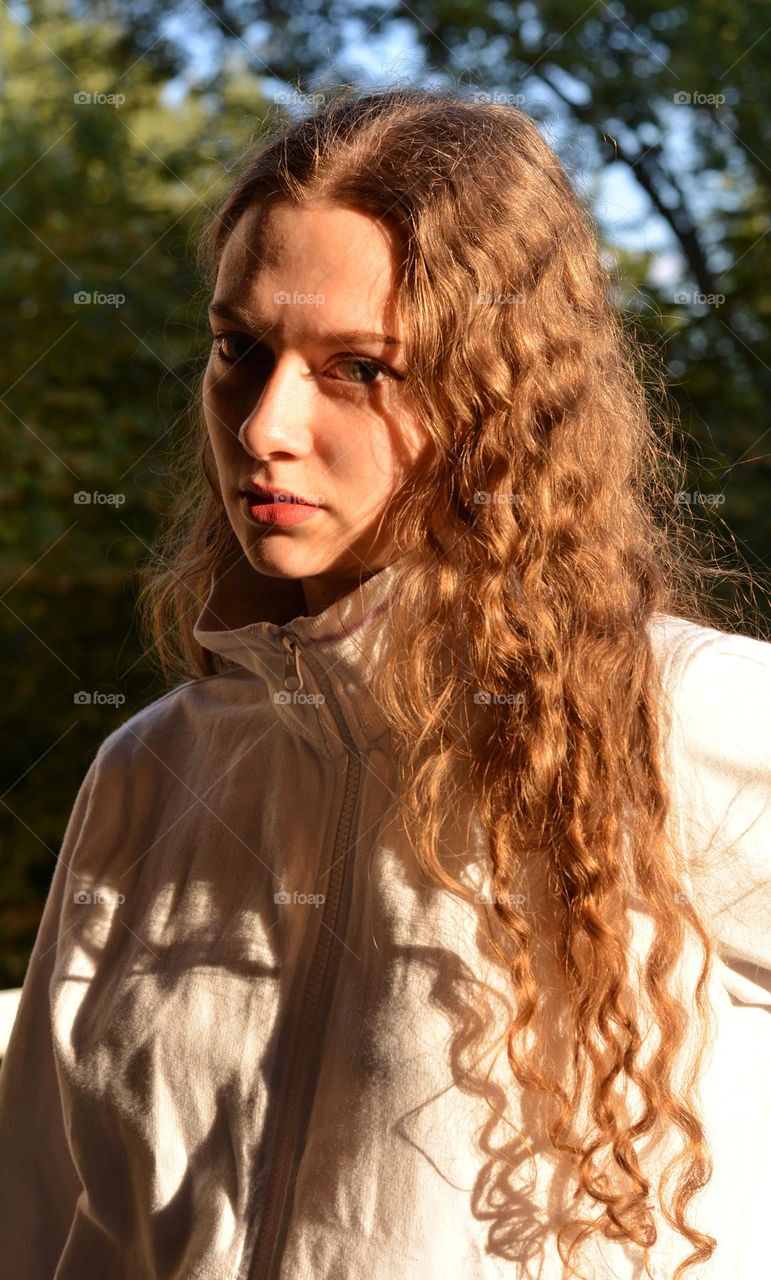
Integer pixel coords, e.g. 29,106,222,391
138,85,758,1278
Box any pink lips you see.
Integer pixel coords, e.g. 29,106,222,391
242,490,323,528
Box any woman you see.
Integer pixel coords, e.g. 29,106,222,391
1,86,769,1280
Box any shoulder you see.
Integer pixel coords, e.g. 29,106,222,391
61,668,266,860
649,615,771,1005
648,612,771,763
92,667,262,774
648,609,771,676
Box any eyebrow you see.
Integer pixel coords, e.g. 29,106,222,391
208,300,402,347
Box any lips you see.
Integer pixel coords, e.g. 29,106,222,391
241,489,323,528
241,484,321,508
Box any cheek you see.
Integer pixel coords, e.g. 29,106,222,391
202,380,241,480
335,417,385,474
202,363,221,428
327,414,419,500
400,416,430,464
369,408,429,480
202,374,251,470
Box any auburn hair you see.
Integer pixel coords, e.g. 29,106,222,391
139,85,757,1278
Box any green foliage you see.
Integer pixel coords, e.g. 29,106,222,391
0,5,275,983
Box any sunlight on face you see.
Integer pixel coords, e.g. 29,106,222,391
203,201,429,614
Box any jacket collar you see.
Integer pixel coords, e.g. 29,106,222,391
192,545,415,754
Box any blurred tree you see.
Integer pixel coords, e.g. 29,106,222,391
0,2,276,982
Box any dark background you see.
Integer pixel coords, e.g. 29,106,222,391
2,0,770,984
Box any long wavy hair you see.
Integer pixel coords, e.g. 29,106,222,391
139,85,759,1278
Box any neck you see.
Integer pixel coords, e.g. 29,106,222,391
301,566,383,617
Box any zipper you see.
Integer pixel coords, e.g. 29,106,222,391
242,629,363,1280
279,632,303,693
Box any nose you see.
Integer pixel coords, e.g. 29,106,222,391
238,352,314,460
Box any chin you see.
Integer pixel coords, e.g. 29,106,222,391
240,533,324,581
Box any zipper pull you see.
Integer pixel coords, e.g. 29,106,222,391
280,634,304,692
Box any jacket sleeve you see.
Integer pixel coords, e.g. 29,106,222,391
0,749,100,1277
667,624,771,1007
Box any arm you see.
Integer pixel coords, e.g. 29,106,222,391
666,624,771,1007
0,751,99,1277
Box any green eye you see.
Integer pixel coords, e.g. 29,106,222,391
338,359,384,384
210,336,402,389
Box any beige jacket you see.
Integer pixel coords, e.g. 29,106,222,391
1,553,769,1279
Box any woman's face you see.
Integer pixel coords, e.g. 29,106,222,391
203,200,428,615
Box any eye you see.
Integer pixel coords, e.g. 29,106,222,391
210,332,266,365
325,357,400,387
209,335,403,389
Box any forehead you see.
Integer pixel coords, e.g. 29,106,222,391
214,202,403,323
216,203,282,279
